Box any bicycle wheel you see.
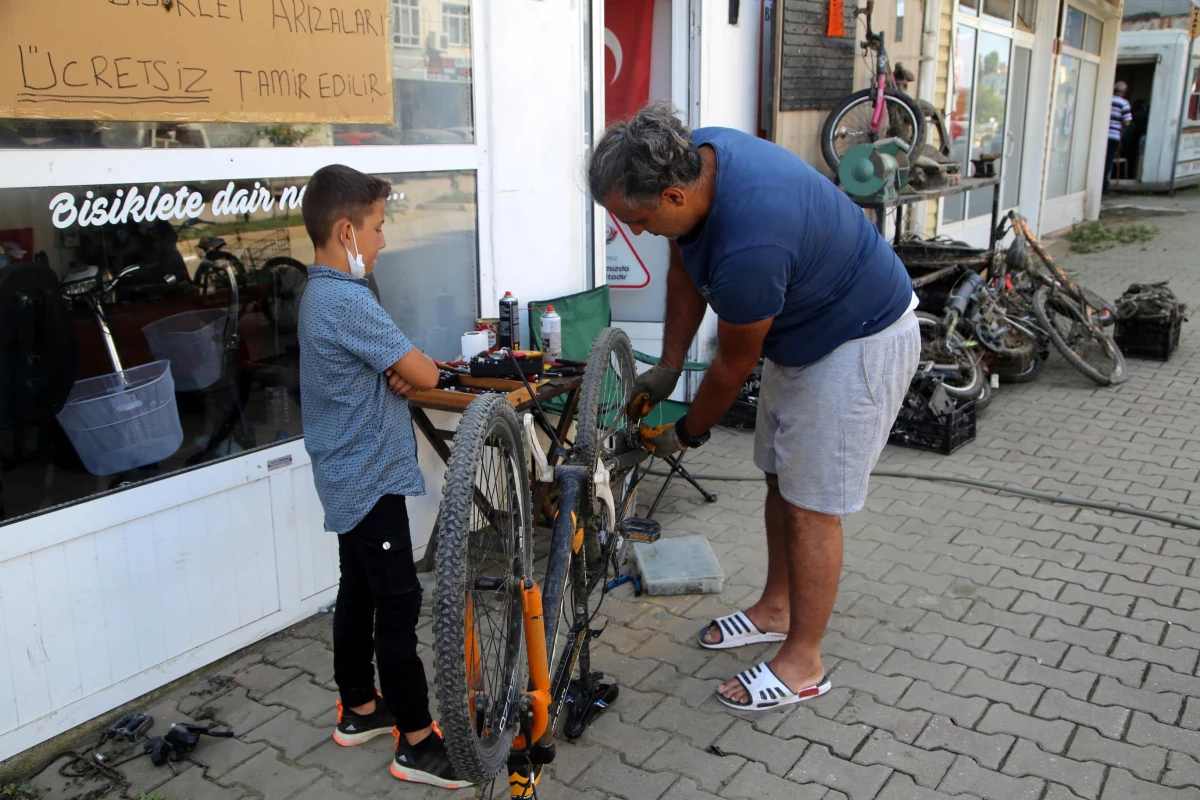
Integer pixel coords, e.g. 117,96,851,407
919,99,951,158
916,312,984,400
1015,217,1117,321
193,253,245,296
260,256,308,333
821,87,927,172
576,328,639,593
1032,285,1128,387
433,395,533,783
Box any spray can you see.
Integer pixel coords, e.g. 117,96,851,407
540,306,562,361
498,291,520,350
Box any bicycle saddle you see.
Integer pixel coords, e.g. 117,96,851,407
198,236,226,251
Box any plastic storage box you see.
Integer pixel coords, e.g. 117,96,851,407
1115,311,1182,362
142,309,229,391
889,399,977,455
633,535,725,596
56,360,184,476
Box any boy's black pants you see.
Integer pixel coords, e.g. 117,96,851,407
333,494,433,733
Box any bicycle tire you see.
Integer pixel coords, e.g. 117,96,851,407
1032,285,1128,387
260,256,308,333
995,354,1045,384
916,312,984,400
193,253,245,296
433,394,533,784
821,87,927,172
575,328,639,590
1014,216,1118,320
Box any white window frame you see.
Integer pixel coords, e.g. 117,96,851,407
393,0,421,47
939,1,1037,236
0,0,493,520
1045,5,1103,199
443,3,471,47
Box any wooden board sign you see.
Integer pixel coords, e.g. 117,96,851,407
0,0,394,124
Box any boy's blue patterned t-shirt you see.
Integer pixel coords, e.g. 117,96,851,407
298,265,425,534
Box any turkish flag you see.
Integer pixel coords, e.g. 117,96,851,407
605,0,655,126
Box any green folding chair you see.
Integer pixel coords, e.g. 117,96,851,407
529,287,717,516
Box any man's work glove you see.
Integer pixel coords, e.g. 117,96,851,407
627,365,683,420
640,422,684,458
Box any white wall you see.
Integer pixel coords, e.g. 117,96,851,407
478,1,593,320
698,0,763,132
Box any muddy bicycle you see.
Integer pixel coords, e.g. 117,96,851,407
431,328,658,797
999,212,1127,386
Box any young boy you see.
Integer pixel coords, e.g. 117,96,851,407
297,164,470,790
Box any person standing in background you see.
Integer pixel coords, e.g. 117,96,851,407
1106,81,1133,193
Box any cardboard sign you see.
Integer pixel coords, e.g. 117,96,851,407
1,0,393,124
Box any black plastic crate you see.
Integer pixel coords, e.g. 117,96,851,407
1115,312,1182,361
720,399,758,431
889,399,977,455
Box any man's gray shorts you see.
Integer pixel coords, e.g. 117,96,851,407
753,310,921,516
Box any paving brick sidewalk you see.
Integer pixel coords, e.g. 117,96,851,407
20,206,1200,799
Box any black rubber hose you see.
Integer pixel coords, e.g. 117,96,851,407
643,467,1200,532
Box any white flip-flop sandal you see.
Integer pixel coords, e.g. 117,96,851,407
716,663,831,712
698,611,787,650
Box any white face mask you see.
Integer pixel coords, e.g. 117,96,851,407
344,227,366,279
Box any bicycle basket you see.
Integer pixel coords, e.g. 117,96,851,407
56,360,183,476
142,309,229,391
240,228,290,268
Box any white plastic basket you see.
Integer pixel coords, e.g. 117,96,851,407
142,309,229,391
56,360,184,476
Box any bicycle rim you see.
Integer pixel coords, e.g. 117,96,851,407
1032,285,1127,386
825,93,921,165
434,395,532,783
916,313,983,399
576,328,639,587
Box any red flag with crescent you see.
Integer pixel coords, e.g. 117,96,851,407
605,0,655,126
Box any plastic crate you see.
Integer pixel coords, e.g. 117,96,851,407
889,399,977,455
720,399,758,430
1115,311,1182,361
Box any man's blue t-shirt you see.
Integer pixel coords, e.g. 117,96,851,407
677,128,913,367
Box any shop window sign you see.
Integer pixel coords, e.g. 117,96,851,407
0,170,478,525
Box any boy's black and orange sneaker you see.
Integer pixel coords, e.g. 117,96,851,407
391,723,473,789
509,763,543,798
333,699,396,746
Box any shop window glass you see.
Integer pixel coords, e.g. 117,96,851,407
0,170,477,524
960,0,980,16
0,1,474,149
1017,0,1038,32
1083,16,1103,55
1068,60,1099,194
945,26,978,223
897,0,905,42
1063,7,1086,51
983,0,1015,26
968,33,1011,218
1047,55,1081,198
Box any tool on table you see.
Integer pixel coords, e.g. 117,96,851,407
499,291,521,349
837,137,911,203
468,350,545,380
144,722,235,766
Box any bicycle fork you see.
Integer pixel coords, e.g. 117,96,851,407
512,465,590,761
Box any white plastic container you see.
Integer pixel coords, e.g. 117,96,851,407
633,535,725,596
142,309,229,391
540,306,562,361
56,360,184,476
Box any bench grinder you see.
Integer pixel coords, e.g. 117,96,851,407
837,138,912,203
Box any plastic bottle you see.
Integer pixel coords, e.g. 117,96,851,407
540,306,562,361
498,291,520,350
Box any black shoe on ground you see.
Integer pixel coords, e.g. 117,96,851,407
391,723,474,789
333,699,395,746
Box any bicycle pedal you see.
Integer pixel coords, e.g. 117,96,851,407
619,517,661,544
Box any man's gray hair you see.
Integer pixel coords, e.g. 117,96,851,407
1115,81,1128,94
588,101,703,209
